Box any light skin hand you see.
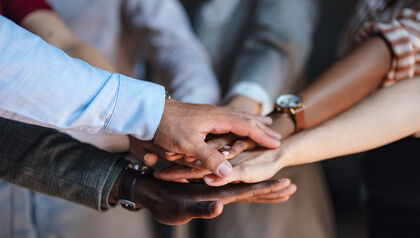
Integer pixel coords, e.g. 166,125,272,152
154,147,289,187
153,99,281,178
158,77,420,186
164,95,267,163
216,112,295,159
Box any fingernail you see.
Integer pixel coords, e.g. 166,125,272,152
208,201,216,212
204,175,215,183
263,116,273,124
279,178,290,186
271,131,282,140
223,145,231,150
165,152,175,156
221,151,230,156
217,162,232,177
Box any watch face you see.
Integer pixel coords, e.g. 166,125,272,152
276,94,302,108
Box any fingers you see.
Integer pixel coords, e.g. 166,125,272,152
213,179,291,205
221,139,257,159
144,153,158,167
194,141,232,177
129,138,167,166
237,183,296,203
166,134,237,162
172,159,205,169
203,168,242,186
187,201,223,220
154,165,211,181
253,115,273,125
165,152,184,161
239,196,290,204
253,184,297,200
214,114,281,149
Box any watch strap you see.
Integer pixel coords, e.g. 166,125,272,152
291,106,305,132
118,168,142,211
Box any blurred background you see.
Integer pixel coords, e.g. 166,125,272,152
303,0,366,237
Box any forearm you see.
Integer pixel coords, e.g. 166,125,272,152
282,77,420,167
0,117,128,211
21,10,115,72
62,41,115,72
298,36,392,128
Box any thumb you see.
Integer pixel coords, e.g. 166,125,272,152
195,141,232,177
188,201,223,219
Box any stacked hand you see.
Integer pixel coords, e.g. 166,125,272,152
138,96,295,186
130,98,282,177
132,175,296,225
126,97,297,225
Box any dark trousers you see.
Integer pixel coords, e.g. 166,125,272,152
364,137,420,238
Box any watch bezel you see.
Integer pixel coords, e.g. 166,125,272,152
275,94,303,111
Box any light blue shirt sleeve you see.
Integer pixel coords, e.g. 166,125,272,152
0,16,165,140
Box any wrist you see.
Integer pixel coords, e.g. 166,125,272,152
227,95,262,115
277,130,309,168
108,170,124,205
274,138,295,170
268,111,296,138
110,167,153,211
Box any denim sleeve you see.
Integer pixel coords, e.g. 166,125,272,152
227,0,319,111
0,117,128,211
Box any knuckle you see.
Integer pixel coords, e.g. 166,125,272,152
203,150,223,169
235,140,248,149
244,116,256,127
210,139,223,149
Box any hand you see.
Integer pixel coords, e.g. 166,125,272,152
164,112,296,164
163,133,257,162
154,147,289,187
226,95,262,115
162,96,265,163
134,175,296,225
153,99,281,177
129,136,167,167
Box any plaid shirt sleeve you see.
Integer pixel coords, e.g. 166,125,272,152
0,117,127,211
355,8,420,87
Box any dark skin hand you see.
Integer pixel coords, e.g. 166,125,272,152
109,174,296,225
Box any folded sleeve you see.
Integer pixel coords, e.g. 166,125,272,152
0,16,165,140
355,8,420,86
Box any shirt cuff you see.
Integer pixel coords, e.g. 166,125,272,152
105,75,165,140
354,9,420,86
99,157,129,211
225,81,273,115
